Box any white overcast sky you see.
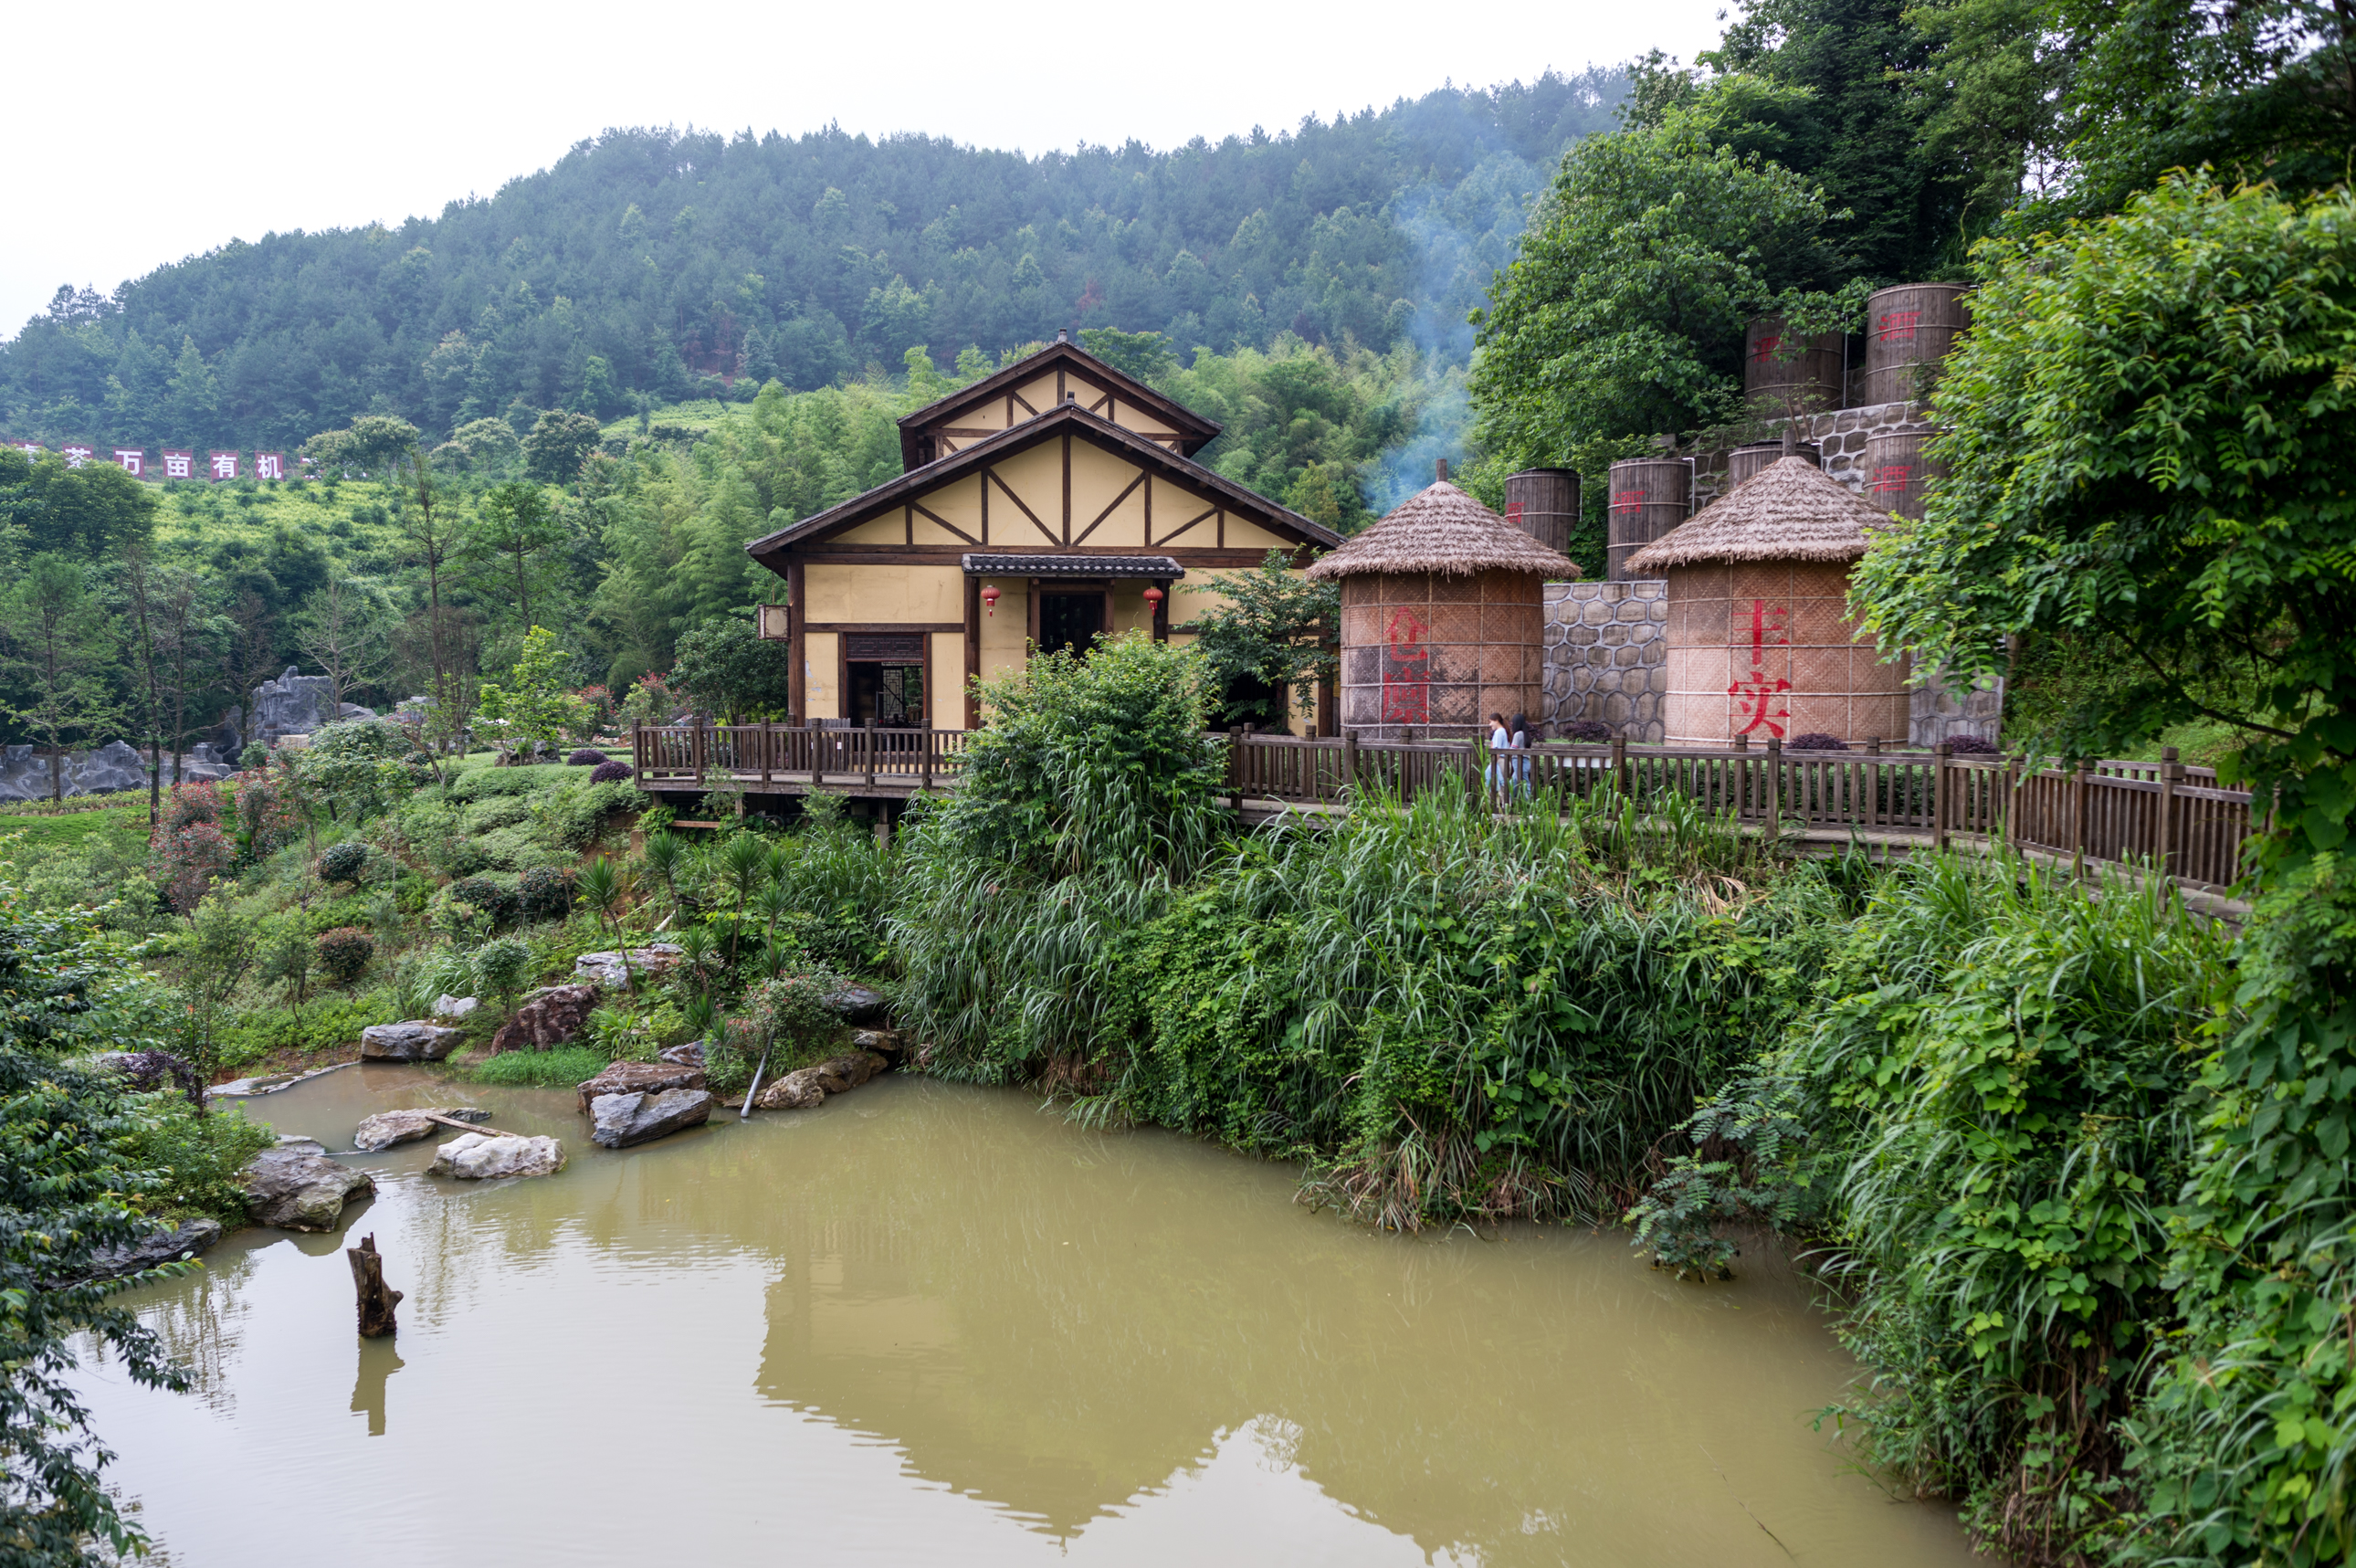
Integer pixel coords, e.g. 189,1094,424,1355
2,0,1729,336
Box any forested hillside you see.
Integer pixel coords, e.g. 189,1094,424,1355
0,72,1623,451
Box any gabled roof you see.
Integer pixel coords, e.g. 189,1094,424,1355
1304,480,1579,580
746,401,1339,570
896,338,1222,470
1625,457,1891,571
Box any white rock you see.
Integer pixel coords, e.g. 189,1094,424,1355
433,994,479,1020
572,945,684,989
428,1132,565,1180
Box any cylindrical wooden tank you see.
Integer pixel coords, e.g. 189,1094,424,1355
1863,426,1942,521
1338,570,1545,741
1726,442,1821,489
1864,283,1971,406
1662,559,1910,744
1744,317,1846,416
1503,469,1580,557
1606,458,1689,582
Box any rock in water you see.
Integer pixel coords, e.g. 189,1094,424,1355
427,1132,566,1179
590,1089,713,1148
242,1148,374,1231
78,1217,223,1284
488,982,597,1054
352,1107,489,1152
360,1021,464,1062
574,1059,707,1114
819,984,889,1024
755,1068,827,1110
850,1028,902,1058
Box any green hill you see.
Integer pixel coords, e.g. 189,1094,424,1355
0,71,1625,453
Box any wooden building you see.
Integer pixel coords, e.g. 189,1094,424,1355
744,336,1342,731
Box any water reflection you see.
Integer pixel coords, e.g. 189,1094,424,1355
70,1068,1983,1568
349,1338,404,1436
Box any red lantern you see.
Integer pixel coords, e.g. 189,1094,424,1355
1143,584,1164,613
982,583,1000,616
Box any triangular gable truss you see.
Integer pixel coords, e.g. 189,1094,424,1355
896,341,1221,470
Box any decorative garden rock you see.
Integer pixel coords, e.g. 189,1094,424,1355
574,1060,707,1114
754,1068,827,1110
359,1021,463,1062
572,945,684,989
489,983,598,1054
659,1040,706,1068
812,1051,890,1095
242,1148,374,1231
428,1132,566,1180
352,1107,489,1152
433,994,479,1020
849,1028,902,1058
819,984,889,1024
79,1217,223,1284
589,1088,712,1149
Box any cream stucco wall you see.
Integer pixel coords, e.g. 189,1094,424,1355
803,632,841,721
805,563,963,624
930,633,965,730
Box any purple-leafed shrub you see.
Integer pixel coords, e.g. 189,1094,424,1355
589,760,635,784
567,748,609,766
1560,720,1613,743
1945,734,2001,754
1786,732,1849,751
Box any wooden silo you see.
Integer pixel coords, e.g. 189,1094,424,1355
1627,458,1909,746
1309,476,1580,741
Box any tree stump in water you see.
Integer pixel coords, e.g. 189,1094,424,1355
346,1233,403,1338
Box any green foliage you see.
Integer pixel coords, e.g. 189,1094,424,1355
529,776,647,851
523,411,604,485
519,865,576,921
294,720,413,819
468,1044,608,1087
113,1092,274,1226
667,616,794,721
442,876,521,931
471,935,533,1014
1852,179,2356,859
1189,550,1340,730
476,626,589,758
314,926,373,985
315,840,370,886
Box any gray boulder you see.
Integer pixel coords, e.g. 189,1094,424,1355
352,1106,487,1152
433,994,479,1020
0,740,153,803
247,666,340,746
754,1068,827,1110
575,1059,706,1114
428,1132,564,1179
242,1148,374,1231
590,1088,713,1148
820,984,889,1024
73,1217,223,1285
658,1039,706,1068
360,1021,463,1062
573,945,684,989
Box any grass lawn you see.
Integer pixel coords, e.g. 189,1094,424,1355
0,803,152,852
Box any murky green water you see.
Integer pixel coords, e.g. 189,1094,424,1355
77,1063,1981,1566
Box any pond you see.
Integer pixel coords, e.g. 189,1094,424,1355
76,1064,1983,1566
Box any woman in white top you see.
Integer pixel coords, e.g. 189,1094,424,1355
1509,711,1532,791
1488,712,1510,795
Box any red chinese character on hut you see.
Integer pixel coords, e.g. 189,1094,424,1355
1380,605,1431,725
1727,597,1791,738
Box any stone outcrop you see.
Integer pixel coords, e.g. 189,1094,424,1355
242,1148,374,1230
589,1088,713,1148
754,1050,891,1111
813,1051,889,1094
658,1040,706,1068
820,984,889,1024
488,983,597,1055
755,1068,828,1110
849,1028,902,1058
77,1217,222,1284
433,994,479,1020
245,666,340,747
428,1132,566,1179
352,1107,489,1152
360,1021,464,1062
574,1059,706,1114
573,945,684,989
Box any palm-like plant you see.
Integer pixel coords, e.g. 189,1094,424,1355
719,832,769,964
577,855,638,989
640,829,685,910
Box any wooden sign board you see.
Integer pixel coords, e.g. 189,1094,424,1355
757,604,791,641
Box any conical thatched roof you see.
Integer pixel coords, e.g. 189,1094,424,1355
1304,480,1580,579
1625,457,1893,572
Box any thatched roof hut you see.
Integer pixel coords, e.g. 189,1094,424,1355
1319,479,1576,740
1632,457,1910,746
1306,481,1579,580
1625,457,1889,572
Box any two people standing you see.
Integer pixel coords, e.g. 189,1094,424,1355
1488,711,1531,794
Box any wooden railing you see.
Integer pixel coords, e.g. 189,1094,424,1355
629,722,2261,892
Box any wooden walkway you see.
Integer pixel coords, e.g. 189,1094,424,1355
632,724,2260,902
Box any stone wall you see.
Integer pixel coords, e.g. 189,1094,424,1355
1541,581,1667,742
1687,399,1930,507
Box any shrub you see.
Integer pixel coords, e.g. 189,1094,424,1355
1784,732,1848,751
519,865,576,921
1558,719,1613,742
589,760,633,784
535,777,646,848
154,823,234,913
462,795,533,832
1944,734,1999,755
116,1092,276,1225
316,841,370,885
442,876,521,930
159,781,221,834
235,769,300,860
566,748,608,766
315,927,373,985
468,1045,608,1087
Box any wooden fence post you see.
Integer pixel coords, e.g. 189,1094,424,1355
632,721,643,777
1342,729,1359,803
2156,744,2182,879
2071,755,2091,877
690,721,706,782
864,717,877,788
1933,741,1952,850
1611,734,1628,800
920,728,934,793
1227,726,1242,813
1765,736,1783,840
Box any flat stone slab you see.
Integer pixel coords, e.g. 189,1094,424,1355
360,1021,464,1062
575,1060,706,1115
428,1132,565,1180
352,1107,491,1152
242,1148,374,1231
590,1088,712,1149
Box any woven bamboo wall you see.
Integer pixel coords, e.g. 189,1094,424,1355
1339,569,1545,740
1662,560,1910,744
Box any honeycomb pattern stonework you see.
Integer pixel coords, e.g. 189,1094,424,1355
1541,581,1667,742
